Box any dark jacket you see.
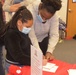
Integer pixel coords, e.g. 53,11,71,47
4,28,31,65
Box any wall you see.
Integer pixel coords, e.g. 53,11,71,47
57,0,68,23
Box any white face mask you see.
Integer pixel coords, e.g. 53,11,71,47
22,27,31,34
37,14,46,23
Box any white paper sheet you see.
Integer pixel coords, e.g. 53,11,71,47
43,63,58,73
31,46,43,75
68,69,76,75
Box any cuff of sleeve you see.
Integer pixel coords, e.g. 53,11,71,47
3,6,11,12
47,47,55,54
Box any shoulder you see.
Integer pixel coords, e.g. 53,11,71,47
51,13,59,20
6,29,18,35
5,29,20,40
48,13,59,24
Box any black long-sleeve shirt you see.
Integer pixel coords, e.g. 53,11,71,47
4,28,31,65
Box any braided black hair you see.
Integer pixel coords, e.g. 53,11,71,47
40,0,62,14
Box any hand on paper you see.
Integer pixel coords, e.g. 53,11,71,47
42,57,48,66
45,52,54,61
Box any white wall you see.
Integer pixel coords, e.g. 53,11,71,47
57,0,68,23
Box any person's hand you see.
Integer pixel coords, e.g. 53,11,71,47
42,58,48,66
45,52,54,61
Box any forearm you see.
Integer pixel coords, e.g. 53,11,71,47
47,14,59,53
9,3,21,12
3,0,30,12
3,0,36,12
47,35,59,53
11,0,36,11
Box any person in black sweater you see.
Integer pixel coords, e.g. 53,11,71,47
0,6,33,72
0,1,5,75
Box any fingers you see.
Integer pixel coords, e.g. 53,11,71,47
42,58,48,66
49,55,54,60
45,52,54,61
43,55,45,59
42,52,54,66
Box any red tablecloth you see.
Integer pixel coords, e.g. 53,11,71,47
43,59,73,75
7,59,76,75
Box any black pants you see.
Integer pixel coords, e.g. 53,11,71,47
39,37,49,55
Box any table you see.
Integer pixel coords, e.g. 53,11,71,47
43,59,76,75
7,59,76,75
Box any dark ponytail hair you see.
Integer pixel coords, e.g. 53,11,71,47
39,0,62,14
9,6,33,29
0,6,33,38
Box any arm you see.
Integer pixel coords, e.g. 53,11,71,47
8,4,21,12
3,0,35,12
3,0,13,12
3,0,35,22
29,26,41,51
45,14,59,60
47,15,59,53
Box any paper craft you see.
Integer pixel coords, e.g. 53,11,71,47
43,63,58,73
